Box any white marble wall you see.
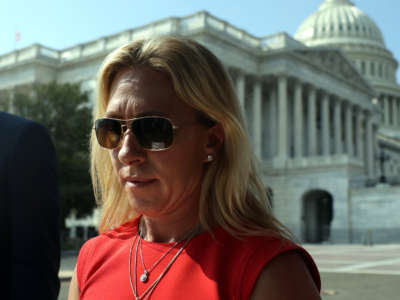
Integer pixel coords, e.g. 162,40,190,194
264,168,351,243
351,186,400,243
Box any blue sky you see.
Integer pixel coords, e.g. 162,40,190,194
1,0,399,79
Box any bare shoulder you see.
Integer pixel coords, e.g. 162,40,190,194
68,266,80,300
250,251,321,300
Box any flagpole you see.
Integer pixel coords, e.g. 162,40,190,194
14,27,21,51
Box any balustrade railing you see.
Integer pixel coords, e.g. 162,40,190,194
0,11,306,70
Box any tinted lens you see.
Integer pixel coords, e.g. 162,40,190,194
133,117,173,150
95,118,122,149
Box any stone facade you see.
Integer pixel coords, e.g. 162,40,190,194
0,2,399,243
351,185,400,243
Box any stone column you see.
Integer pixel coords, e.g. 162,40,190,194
334,98,343,155
356,111,364,160
269,88,278,157
294,81,303,158
68,210,77,239
357,114,366,164
393,98,399,127
396,98,400,127
8,88,16,114
366,113,374,178
345,102,354,157
373,125,380,178
278,75,288,159
236,72,246,112
383,95,389,126
321,93,330,156
379,97,384,123
308,86,317,156
398,97,400,127
252,79,262,159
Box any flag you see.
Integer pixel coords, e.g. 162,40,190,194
15,31,21,42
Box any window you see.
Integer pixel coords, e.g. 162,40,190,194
361,61,366,75
378,63,383,78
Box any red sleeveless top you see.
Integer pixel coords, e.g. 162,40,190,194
77,218,320,299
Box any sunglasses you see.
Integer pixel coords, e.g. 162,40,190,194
94,116,179,151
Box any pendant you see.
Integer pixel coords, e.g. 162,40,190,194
140,271,149,283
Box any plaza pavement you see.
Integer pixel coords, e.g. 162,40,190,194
304,243,400,276
304,244,400,299
58,244,400,299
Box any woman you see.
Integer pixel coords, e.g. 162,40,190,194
69,36,321,300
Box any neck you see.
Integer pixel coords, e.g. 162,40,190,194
139,206,201,243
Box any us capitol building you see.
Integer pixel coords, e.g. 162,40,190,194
1,0,399,243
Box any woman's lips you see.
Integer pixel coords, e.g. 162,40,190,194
125,178,156,188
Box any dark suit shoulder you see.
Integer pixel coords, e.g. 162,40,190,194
0,111,37,129
0,112,55,184
0,112,50,146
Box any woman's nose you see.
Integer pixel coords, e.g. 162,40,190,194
117,131,146,165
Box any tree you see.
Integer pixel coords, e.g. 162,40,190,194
11,82,95,226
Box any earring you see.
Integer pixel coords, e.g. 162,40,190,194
207,155,213,162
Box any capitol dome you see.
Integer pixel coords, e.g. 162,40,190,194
295,0,385,48
295,0,398,85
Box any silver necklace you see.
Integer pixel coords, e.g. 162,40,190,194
128,227,199,300
138,234,180,283
128,234,139,300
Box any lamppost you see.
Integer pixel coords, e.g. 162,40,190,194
377,149,390,183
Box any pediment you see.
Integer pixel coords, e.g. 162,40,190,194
294,48,375,95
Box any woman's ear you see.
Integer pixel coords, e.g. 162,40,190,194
204,123,224,162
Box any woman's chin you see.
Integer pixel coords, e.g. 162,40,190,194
126,195,159,215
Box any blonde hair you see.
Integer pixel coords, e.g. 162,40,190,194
91,36,291,239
